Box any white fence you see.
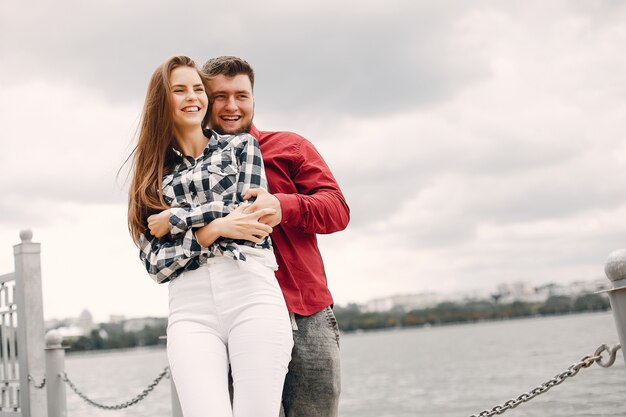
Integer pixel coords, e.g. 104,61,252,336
0,231,46,417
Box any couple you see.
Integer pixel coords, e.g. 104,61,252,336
127,55,350,417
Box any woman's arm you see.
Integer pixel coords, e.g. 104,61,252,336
148,202,236,239
194,133,274,246
141,205,276,282
138,228,204,283
150,133,269,239
168,201,233,236
195,205,275,246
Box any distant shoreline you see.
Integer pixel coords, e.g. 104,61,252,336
335,294,611,333
339,309,613,336
65,343,166,356
62,310,614,354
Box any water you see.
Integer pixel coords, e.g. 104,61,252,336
64,312,625,416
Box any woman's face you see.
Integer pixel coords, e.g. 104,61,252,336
169,66,208,130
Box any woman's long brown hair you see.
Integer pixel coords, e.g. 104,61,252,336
127,55,209,244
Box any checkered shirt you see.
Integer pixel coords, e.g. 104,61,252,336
138,130,271,283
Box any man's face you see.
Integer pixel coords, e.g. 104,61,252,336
207,74,254,134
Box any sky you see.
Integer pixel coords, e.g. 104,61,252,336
1,0,625,322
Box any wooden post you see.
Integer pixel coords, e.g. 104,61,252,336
14,230,47,417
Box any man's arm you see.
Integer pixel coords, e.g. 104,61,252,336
246,138,350,234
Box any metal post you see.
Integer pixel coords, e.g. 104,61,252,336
45,330,67,417
14,230,47,417
171,378,183,417
605,248,626,365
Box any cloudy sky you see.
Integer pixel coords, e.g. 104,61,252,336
1,0,625,322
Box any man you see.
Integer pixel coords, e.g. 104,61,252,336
202,56,350,417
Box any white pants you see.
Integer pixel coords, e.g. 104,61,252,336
167,256,293,417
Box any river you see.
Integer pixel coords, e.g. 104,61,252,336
64,311,625,416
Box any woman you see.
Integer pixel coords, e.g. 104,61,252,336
127,55,293,417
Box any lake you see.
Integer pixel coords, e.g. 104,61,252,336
64,311,625,416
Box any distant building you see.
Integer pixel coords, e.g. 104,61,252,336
123,317,166,333
365,292,444,312
108,314,126,323
45,309,95,337
445,288,492,303
77,309,95,335
359,277,608,313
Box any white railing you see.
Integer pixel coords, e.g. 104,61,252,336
0,230,47,417
2,230,182,417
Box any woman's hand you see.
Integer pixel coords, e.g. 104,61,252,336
196,204,276,247
147,209,171,238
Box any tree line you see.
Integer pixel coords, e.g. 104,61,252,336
68,319,167,352
333,293,610,332
64,293,609,351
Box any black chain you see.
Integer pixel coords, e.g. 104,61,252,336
34,342,624,414
470,343,622,417
63,366,170,410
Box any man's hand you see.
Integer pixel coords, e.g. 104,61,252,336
196,204,276,247
147,209,171,238
242,188,282,227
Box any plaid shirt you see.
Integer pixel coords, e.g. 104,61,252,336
138,130,271,283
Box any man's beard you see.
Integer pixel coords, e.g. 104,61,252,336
211,121,252,135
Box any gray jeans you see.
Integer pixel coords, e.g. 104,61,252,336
281,306,341,417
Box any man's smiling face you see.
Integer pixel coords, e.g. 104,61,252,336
207,74,254,134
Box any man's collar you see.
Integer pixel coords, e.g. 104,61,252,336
249,123,260,139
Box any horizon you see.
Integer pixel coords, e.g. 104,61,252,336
45,273,608,323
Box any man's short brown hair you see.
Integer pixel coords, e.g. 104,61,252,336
202,56,255,90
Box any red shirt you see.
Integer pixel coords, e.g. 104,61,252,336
249,124,350,316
